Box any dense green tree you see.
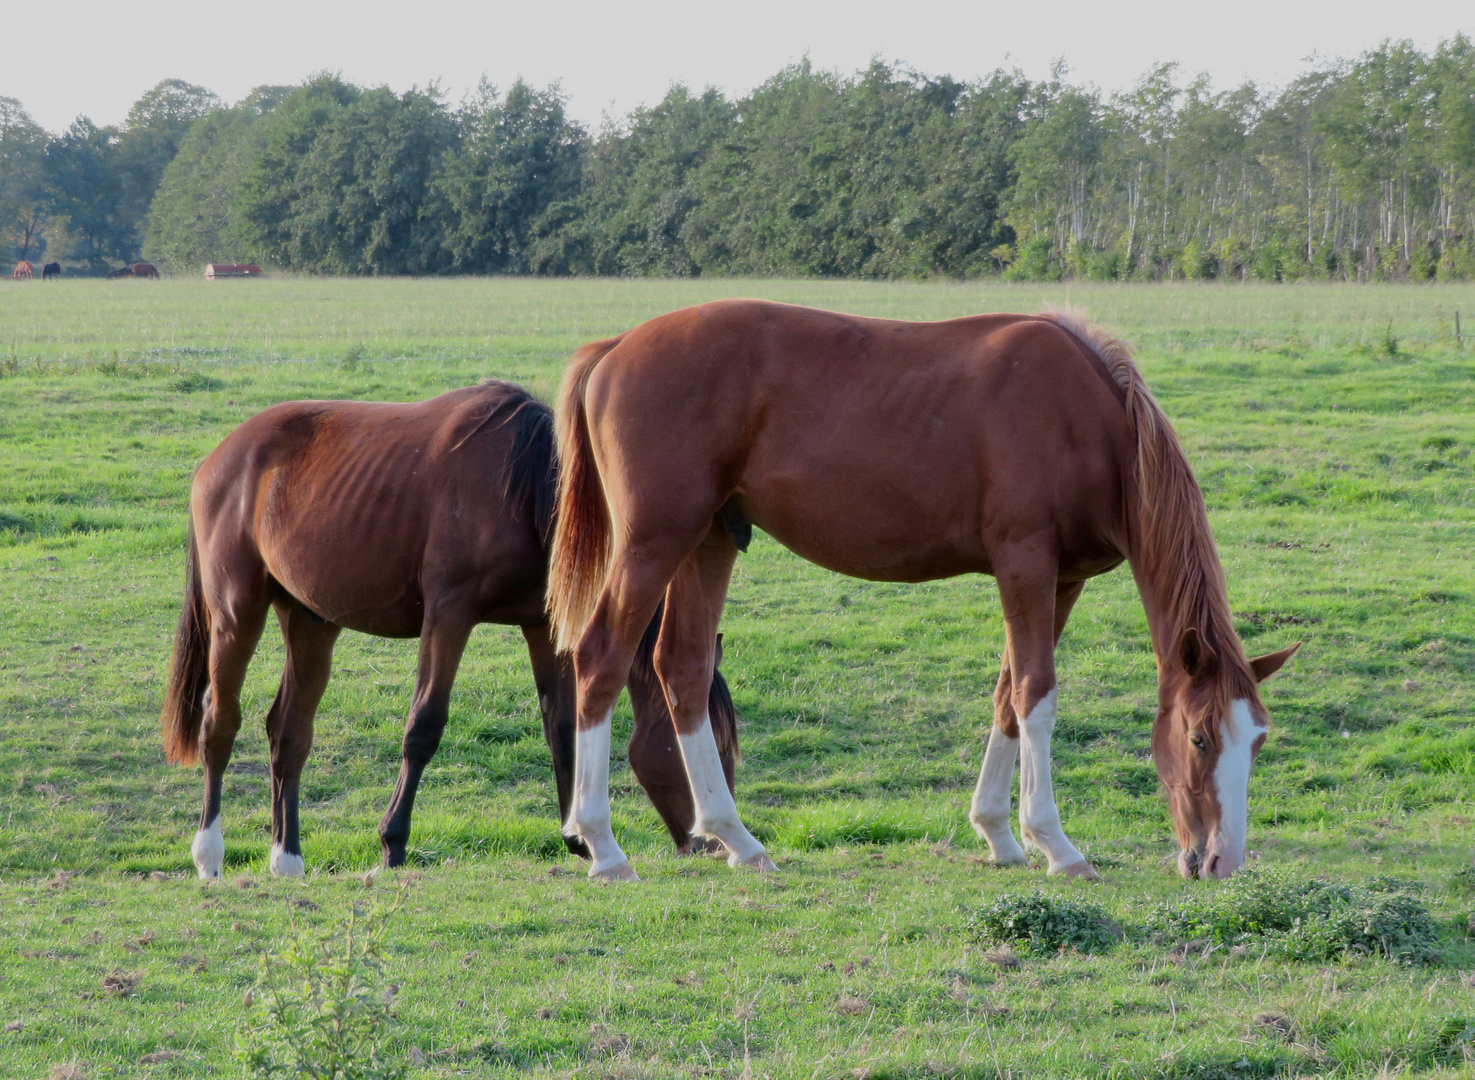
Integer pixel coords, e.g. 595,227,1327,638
0,97,48,262
435,79,586,274
146,86,290,270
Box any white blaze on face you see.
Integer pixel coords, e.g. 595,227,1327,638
1209,699,1265,877
677,716,765,867
567,713,633,877
192,816,224,880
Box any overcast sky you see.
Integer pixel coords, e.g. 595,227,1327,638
5,0,1470,133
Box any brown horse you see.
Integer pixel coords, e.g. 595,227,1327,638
42,262,61,281
161,381,739,879
131,262,160,279
548,301,1298,882
12,261,32,280
105,265,133,279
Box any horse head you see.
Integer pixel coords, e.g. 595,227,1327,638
1152,633,1300,878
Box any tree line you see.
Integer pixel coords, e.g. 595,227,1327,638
3,37,1474,281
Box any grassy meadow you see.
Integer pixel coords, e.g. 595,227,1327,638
1,278,1473,1078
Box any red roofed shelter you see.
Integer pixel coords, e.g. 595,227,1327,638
205,264,262,279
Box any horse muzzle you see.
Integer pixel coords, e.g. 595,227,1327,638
1178,845,1243,880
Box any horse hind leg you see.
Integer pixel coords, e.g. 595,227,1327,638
193,594,269,879
655,533,772,871
568,535,703,881
265,598,340,878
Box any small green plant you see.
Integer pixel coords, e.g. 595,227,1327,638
342,343,366,372
1380,319,1400,358
1147,867,1443,964
966,891,1120,954
172,372,226,393
235,884,411,1079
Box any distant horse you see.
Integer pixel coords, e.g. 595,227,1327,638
131,262,160,279
42,262,60,281
548,301,1298,882
105,265,133,279
161,381,740,879
12,261,32,280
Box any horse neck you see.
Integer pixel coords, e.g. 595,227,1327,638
1125,449,1249,692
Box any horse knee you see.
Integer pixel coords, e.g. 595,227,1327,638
401,713,444,764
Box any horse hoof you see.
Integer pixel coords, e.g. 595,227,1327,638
1050,859,1099,880
736,851,778,873
270,846,305,879
590,860,641,883
676,836,724,857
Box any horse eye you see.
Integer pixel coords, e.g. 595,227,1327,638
1190,733,1207,752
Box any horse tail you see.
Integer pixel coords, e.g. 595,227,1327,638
706,650,742,767
161,517,211,765
547,336,623,652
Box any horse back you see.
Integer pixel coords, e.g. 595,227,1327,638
192,383,551,633
586,300,1135,581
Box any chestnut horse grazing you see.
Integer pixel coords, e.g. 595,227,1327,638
12,261,33,280
161,381,738,879
549,301,1298,882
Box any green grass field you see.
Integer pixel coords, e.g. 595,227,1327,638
1,279,1473,1078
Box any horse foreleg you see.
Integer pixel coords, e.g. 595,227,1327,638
522,623,591,859
995,562,1095,878
971,580,1085,867
265,600,339,878
378,610,472,868
970,660,1027,865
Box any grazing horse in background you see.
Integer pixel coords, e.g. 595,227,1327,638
105,265,133,279
131,262,160,279
12,261,32,280
42,262,61,281
161,381,740,879
549,301,1299,882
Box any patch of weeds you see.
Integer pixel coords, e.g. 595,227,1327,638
966,891,1120,955
0,510,32,534
172,372,226,393
234,883,411,1078
1451,866,1475,896
342,343,366,372
1380,320,1400,359
1146,867,1443,964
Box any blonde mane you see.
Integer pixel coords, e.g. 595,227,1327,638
1039,310,1256,713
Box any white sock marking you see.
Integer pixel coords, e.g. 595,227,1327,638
1016,690,1089,872
269,844,305,878
1209,699,1263,877
192,816,224,879
567,713,631,875
970,726,1026,864
677,716,764,867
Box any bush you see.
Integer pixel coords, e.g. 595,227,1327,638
966,891,1119,954
1146,867,1443,965
235,885,410,1079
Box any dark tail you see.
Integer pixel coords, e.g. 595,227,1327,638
161,519,210,765
630,603,741,766
547,337,622,652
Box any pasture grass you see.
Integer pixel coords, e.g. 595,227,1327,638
1,278,1473,1077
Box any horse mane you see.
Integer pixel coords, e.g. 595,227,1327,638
471,380,558,548
1038,311,1257,714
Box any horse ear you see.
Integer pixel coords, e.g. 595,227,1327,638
1249,641,1301,683
1178,627,1217,681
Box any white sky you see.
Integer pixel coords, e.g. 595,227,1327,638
5,0,1471,133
